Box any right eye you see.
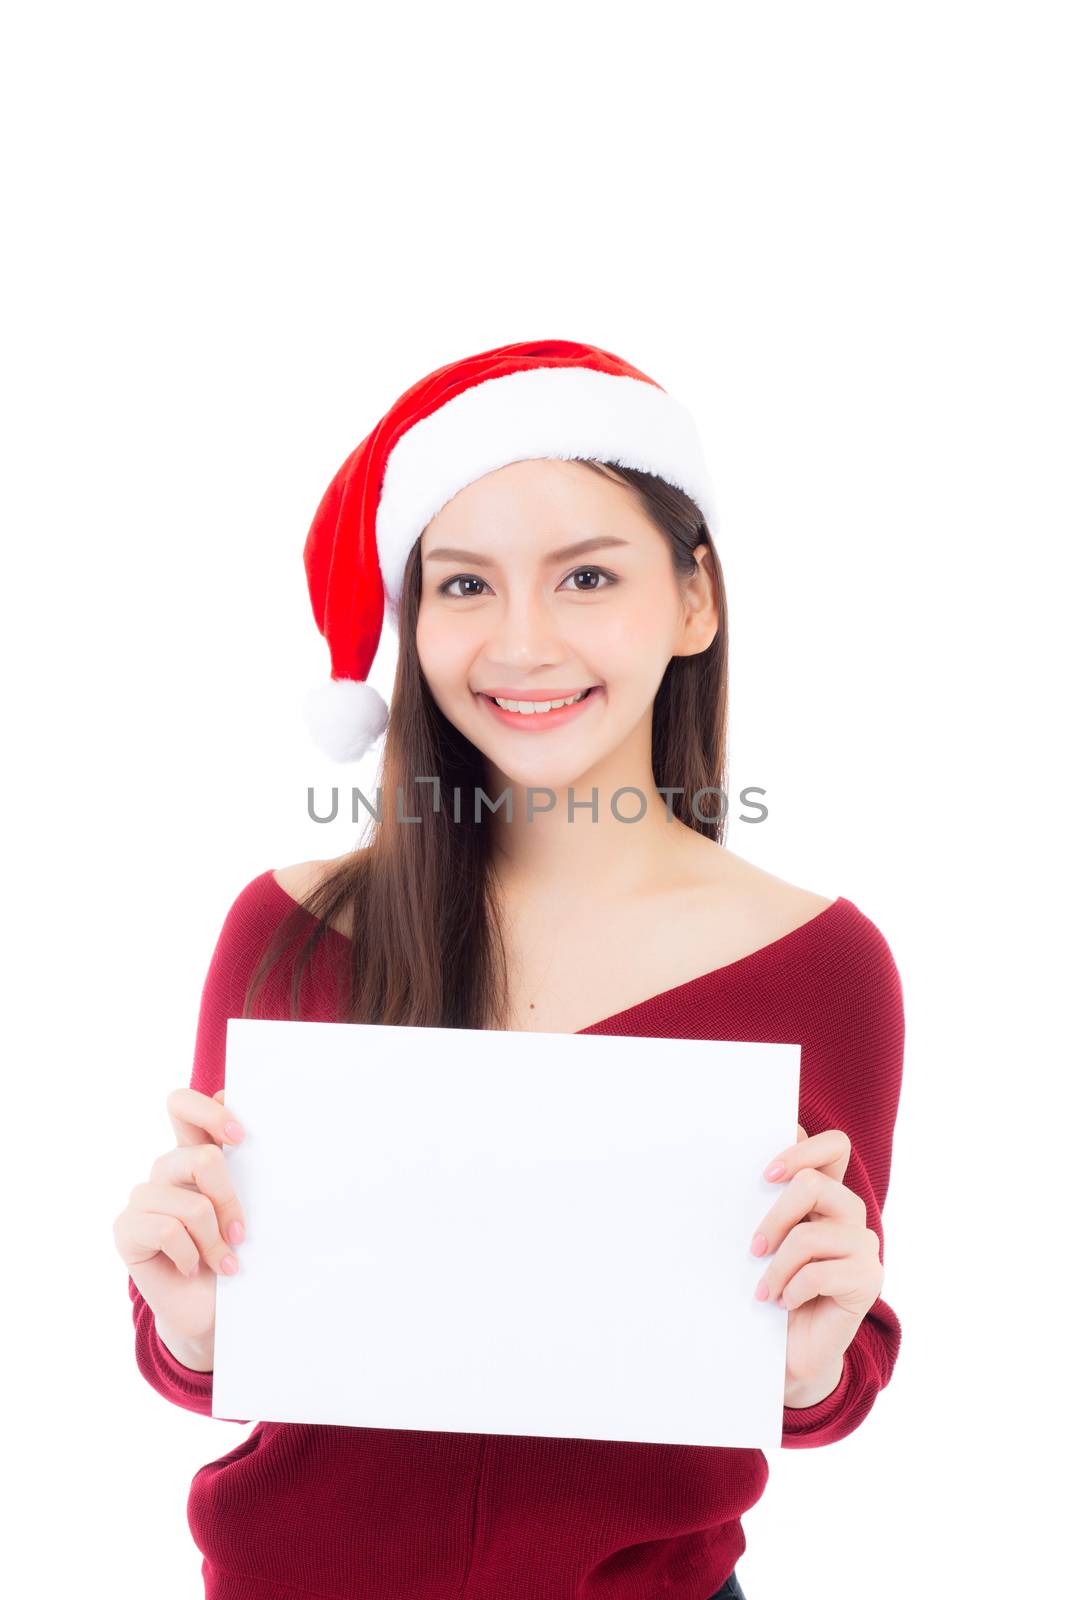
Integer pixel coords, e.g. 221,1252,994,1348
438,574,490,598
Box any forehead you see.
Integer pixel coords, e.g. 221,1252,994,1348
422,458,650,545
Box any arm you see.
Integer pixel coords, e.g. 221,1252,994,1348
127,1272,215,1414
780,1293,902,1445
780,908,906,1448
126,873,278,1421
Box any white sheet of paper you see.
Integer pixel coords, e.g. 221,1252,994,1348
212,1018,802,1449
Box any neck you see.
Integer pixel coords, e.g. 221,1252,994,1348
483,724,693,903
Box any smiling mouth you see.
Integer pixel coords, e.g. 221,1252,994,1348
477,687,601,716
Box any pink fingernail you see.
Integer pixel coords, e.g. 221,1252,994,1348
764,1160,785,1180
224,1121,245,1143
220,1254,239,1275
750,1232,768,1256
226,1220,245,1245
754,1280,770,1301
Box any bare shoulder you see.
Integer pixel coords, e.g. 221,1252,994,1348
272,856,359,905
271,857,360,939
678,836,836,940
271,859,334,902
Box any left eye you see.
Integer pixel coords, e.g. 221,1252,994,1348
562,567,616,591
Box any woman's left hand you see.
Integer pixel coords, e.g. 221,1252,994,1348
751,1124,884,1407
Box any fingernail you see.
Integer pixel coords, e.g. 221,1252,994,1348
226,1220,245,1246
750,1232,768,1256
220,1254,240,1275
224,1121,245,1143
754,1279,770,1301
764,1160,785,1180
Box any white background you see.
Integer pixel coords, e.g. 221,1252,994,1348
5,3,1063,1596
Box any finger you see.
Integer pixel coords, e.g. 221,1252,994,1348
797,1123,808,1140
126,1180,239,1275
167,1086,246,1150
763,1126,850,1186
149,1141,247,1248
753,1216,872,1301
751,1166,868,1256
770,1250,885,1315
113,1207,202,1278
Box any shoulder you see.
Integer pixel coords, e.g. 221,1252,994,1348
723,848,902,1012
679,837,838,941
204,859,339,954
190,862,346,1086
271,859,335,905
677,838,901,1001
270,856,358,940
210,854,356,984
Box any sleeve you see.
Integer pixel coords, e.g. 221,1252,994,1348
127,1272,216,1416
780,905,906,1449
126,872,281,1421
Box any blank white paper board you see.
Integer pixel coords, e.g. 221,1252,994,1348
212,1018,802,1449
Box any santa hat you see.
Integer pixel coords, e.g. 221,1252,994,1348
302,338,720,762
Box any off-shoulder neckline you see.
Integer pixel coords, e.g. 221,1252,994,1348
261,868,850,1035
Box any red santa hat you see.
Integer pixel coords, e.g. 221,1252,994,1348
302,337,720,762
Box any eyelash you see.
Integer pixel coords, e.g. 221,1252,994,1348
435,566,619,599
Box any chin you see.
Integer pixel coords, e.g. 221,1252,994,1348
482,752,603,796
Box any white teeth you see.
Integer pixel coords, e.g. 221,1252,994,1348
491,689,589,714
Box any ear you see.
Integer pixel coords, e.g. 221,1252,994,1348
676,542,719,656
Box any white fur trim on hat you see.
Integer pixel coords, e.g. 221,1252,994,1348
304,677,389,763
375,366,719,606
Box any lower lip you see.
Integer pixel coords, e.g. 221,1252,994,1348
477,686,604,730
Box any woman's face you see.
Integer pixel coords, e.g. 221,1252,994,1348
415,458,716,791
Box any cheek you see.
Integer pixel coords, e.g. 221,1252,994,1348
585,605,673,678
416,612,475,695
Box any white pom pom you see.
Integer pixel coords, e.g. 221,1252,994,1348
303,678,390,762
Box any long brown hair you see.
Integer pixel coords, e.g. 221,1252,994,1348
243,460,729,1029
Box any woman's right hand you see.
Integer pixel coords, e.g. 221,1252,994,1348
112,1087,248,1352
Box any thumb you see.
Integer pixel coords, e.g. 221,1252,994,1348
797,1123,808,1141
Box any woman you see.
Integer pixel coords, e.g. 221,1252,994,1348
114,339,905,1600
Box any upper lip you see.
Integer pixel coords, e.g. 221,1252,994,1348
477,687,597,699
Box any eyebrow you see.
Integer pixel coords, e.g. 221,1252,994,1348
423,534,633,565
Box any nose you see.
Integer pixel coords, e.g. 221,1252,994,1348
484,584,568,670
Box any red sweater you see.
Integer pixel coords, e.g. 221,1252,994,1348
127,870,905,1600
